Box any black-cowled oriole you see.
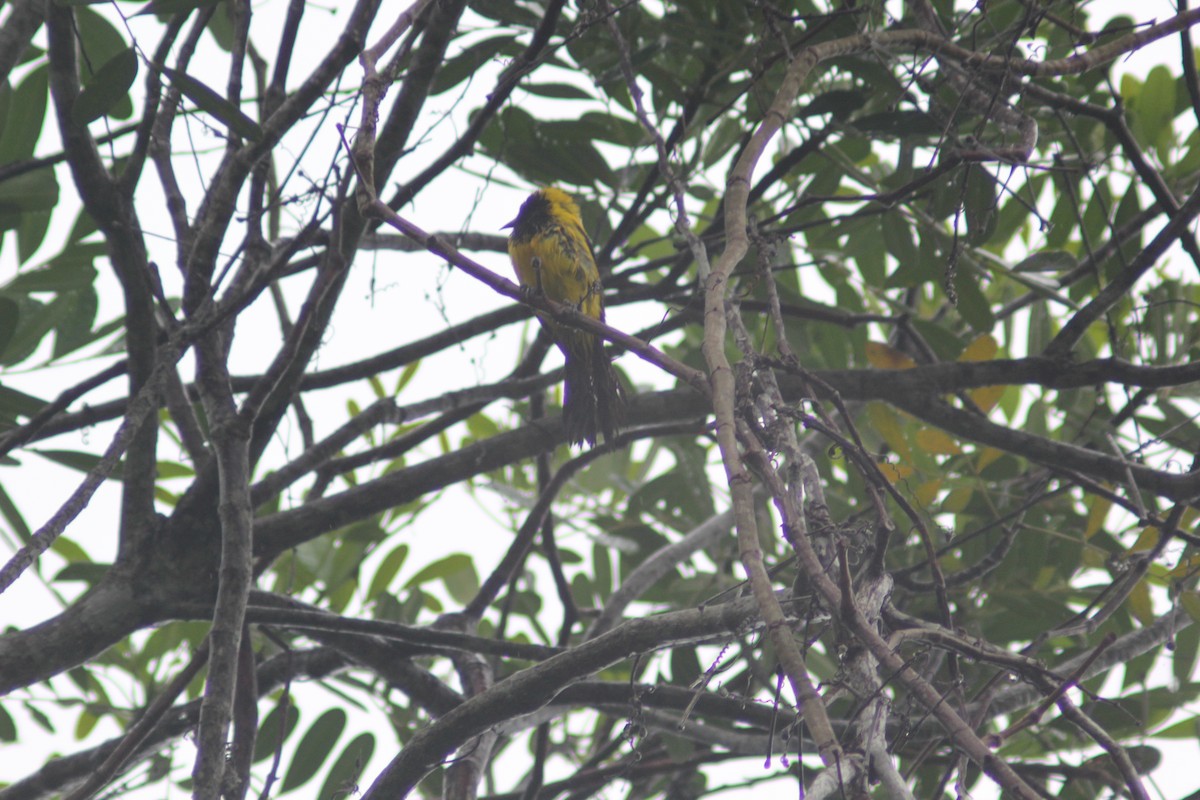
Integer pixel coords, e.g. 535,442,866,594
504,187,622,446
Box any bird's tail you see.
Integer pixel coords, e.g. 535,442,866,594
562,335,623,447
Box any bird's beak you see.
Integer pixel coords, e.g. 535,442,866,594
501,219,515,230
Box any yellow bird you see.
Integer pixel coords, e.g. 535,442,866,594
504,187,623,446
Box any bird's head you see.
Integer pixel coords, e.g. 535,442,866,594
503,187,581,238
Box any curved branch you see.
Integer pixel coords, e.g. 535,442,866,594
0,650,347,800
45,0,161,556
251,389,711,559
890,394,1200,501
1044,181,1200,358
0,0,42,87
383,0,569,210
0,568,152,695
360,592,770,796
587,503,739,639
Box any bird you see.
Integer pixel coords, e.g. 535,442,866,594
504,187,623,446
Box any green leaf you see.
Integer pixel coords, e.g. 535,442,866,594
841,218,884,286
53,563,111,585
1154,714,1200,739
52,288,99,359
67,207,99,245
442,559,480,605
798,89,866,121
538,121,616,185
1083,684,1200,737
0,168,60,214
75,6,129,81
206,1,235,51
0,703,16,742
570,571,595,609
0,296,54,365
0,65,49,163
497,588,542,622
1045,173,1080,250
5,249,100,293
139,621,189,666
0,79,9,138
17,209,52,265
0,482,31,543
627,469,714,530
432,37,518,95
464,0,542,26
394,360,419,395
253,701,300,763
160,66,264,142
134,0,222,17
50,536,90,564
881,213,918,270
75,709,100,739
1173,621,1200,687
33,448,123,479
670,646,702,686
592,542,612,602
1134,65,1177,157
0,297,19,357
575,111,644,146
366,543,408,602
0,383,46,419
320,544,367,604
1081,179,1112,250
964,167,997,245
24,701,55,734
282,708,346,791
72,47,139,125
953,267,994,332
403,553,477,603
852,110,940,137
155,460,195,479
477,106,614,186
523,82,593,100
702,116,744,168
924,171,964,220
316,732,375,800
1014,250,1075,273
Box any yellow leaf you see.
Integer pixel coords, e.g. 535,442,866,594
1180,507,1200,538
865,341,916,370
960,333,998,362
1126,579,1154,626
1168,555,1200,579
914,479,943,507
1034,566,1056,589
1084,491,1113,540
915,428,962,455
877,462,915,482
976,446,1004,471
1146,563,1170,587
969,384,1004,412
1130,526,1160,553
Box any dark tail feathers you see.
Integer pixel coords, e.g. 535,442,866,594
562,337,623,447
